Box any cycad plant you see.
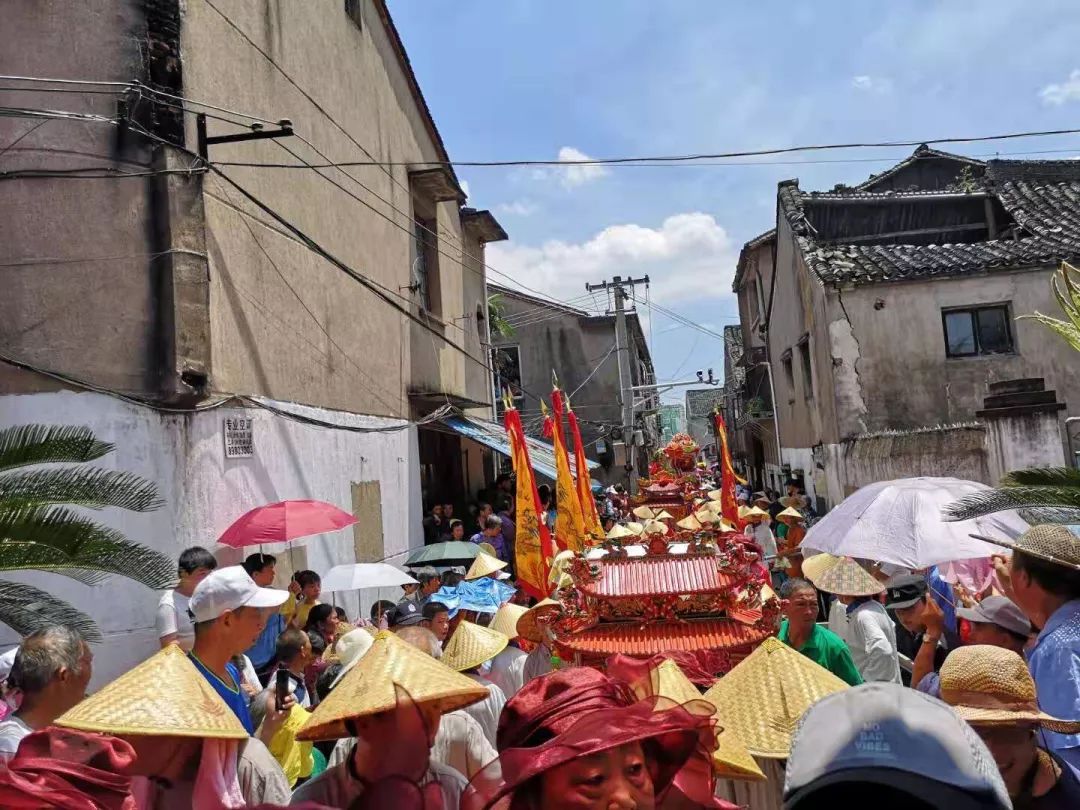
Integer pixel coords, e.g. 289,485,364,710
945,262,1080,524
0,424,175,641
487,293,515,338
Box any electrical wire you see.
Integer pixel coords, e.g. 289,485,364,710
568,342,617,399
0,166,206,180
0,119,49,160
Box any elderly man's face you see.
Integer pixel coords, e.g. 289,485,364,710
783,588,819,627
894,599,927,635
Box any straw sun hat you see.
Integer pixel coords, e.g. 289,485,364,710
297,630,488,741
635,658,765,781
465,550,508,580
632,505,673,521
801,552,840,582
777,506,804,525
940,645,1080,733
811,557,884,597
55,645,247,739
441,620,509,672
516,597,561,643
488,602,529,639
973,523,1080,572
702,637,849,759
606,523,637,540
676,514,703,531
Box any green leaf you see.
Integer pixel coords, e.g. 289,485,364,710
0,505,175,588
0,536,175,588
0,468,163,512
1000,467,1080,488
0,425,112,472
944,486,1080,521
0,579,101,641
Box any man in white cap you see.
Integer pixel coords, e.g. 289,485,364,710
188,566,289,736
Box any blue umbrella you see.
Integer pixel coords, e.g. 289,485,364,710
432,577,516,617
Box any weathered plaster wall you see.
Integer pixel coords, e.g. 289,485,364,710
984,411,1066,484
0,1,161,396
0,391,422,687
838,268,1080,432
180,0,479,417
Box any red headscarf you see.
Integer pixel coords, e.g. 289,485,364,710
463,668,718,810
0,726,136,809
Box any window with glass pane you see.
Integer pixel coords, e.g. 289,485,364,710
943,305,1013,357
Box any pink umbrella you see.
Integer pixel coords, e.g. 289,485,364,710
218,500,357,548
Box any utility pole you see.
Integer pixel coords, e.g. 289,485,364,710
586,274,650,493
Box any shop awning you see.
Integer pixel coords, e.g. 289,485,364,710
439,414,602,491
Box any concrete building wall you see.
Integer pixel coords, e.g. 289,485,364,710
0,1,165,397
0,390,421,686
180,0,480,417
838,267,1080,433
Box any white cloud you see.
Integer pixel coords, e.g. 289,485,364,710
851,75,892,93
459,179,471,199
496,199,538,217
1040,69,1080,105
533,146,611,189
487,213,738,308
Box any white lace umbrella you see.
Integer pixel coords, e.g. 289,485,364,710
320,563,418,593
802,477,1028,569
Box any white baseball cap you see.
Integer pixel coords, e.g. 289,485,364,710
188,565,289,624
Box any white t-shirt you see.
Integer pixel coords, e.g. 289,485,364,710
845,600,902,684
487,646,528,699
0,715,32,763
156,589,194,651
462,674,506,748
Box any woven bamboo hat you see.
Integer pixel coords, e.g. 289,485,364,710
489,602,529,639
801,552,840,582
676,514,703,531
639,659,765,782
516,598,561,643
973,524,1080,572
465,550,508,580
643,519,669,536
717,520,737,534
606,523,636,540
55,645,247,739
478,541,498,557
702,637,849,759
297,630,488,741
441,620,509,672
707,489,723,501
781,495,803,509
625,521,645,536
742,505,770,522
694,509,719,524
777,506,805,525
940,645,1080,733
812,556,884,597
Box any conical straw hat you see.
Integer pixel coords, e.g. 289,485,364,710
737,505,751,520
717,520,737,534
702,637,848,759
676,514,703,531
607,523,636,540
516,598,561,643
635,659,764,781
55,645,247,739
297,631,488,741
801,553,841,583
706,500,724,514
814,557,884,597
694,509,719,524
441,621,509,672
654,510,674,520
632,505,658,520
707,489,723,501
489,602,529,639
777,506,804,525
466,550,508,580
742,505,769,521
625,521,645,536
643,519,669,536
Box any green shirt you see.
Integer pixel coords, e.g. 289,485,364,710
778,619,864,686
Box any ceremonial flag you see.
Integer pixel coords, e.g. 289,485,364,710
713,409,745,527
503,400,553,600
546,390,589,553
565,395,603,540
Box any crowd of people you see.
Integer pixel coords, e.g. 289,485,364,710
0,473,1079,808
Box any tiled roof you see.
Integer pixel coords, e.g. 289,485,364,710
732,228,777,290
779,155,1080,287
854,144,985,191
557,618,773,656
578,554,742,599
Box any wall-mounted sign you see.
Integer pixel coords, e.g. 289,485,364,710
224,416,254,458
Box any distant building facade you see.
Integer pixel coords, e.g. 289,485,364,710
488,284,657,487
658,403,687,443
733,146,1080,507
685,388,725,460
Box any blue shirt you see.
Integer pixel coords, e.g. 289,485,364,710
189,653,255,735
244,612,285,670
1027,599,1080,774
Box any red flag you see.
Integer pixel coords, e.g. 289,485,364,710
713,410,745,527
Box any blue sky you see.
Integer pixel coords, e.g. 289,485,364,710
390,1,1080,401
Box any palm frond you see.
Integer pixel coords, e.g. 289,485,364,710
1018,507,1080,525
0,579,101,641
0,468,163,512
0,505,175,588
944,486,1080,521
0,425,112,472
999,466,1080,488
0,537,176,587
1018,262,1080,352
